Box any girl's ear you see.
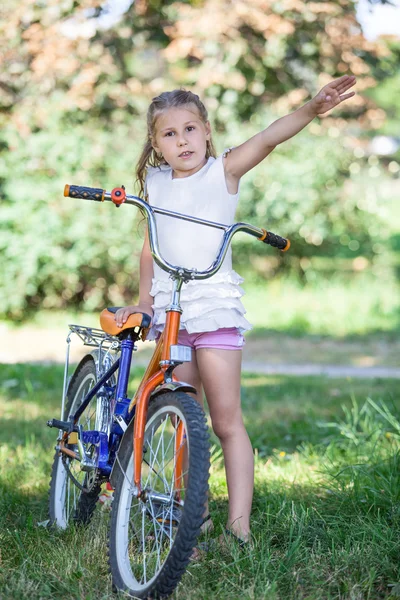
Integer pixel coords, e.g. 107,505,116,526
205,121,211,140
151,138,159,153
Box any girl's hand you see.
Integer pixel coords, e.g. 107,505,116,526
114,304,153,328
311,75,356,115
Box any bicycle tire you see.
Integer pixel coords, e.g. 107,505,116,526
108,391,210,599
49,355,104,528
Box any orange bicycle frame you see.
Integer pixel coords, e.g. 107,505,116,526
130,307,186,494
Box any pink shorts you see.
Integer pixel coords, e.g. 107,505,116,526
177,327,245,351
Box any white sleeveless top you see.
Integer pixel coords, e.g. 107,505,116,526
146,155,252,339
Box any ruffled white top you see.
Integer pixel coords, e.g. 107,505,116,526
146,154,252,339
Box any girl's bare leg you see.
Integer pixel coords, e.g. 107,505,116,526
196,348,253,540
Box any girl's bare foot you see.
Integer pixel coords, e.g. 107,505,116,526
200,514,214,535
190,527,251,561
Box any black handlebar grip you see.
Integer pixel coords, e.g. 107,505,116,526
259,229,290,252
64,184,105,202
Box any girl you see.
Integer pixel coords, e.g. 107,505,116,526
114,75,356,546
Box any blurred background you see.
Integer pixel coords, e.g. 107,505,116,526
3,5,400,597
1,0,399,366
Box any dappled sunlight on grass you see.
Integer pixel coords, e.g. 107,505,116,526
245,276,400,338
254,450,324,487
0,443,52,507
1,363,399,599
210,448,326,501
240,374,282,387
0,396,49,420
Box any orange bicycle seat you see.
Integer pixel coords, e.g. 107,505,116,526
100,307,151,339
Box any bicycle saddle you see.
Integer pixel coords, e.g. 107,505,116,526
100,307,151,339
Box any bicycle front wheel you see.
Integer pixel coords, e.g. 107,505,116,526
108,391,210,599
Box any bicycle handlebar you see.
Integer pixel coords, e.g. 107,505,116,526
64,184,290,281
64,185,106,202
258,229,291,251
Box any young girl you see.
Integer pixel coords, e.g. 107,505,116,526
114,75,356,546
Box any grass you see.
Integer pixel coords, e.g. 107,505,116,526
3,272,400,341
243,275,400,339
1,363,399,599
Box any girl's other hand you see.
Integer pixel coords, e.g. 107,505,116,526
114,304,153,328
312,75,356,115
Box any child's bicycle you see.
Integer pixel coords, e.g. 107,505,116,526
47,183,290,599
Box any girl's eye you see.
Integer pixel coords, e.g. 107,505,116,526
163,126,194,137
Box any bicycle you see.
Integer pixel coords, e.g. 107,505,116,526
47,182,290,599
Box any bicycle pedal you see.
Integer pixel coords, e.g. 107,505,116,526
149,500,182,527
47,418,75,432
68,432,79,444
156,516,180,527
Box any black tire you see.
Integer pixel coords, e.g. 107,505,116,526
49,356,104,528
108,392,210,599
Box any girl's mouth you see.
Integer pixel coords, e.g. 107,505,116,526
179,151,193,159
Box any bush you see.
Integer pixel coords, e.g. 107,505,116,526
0,115,144,317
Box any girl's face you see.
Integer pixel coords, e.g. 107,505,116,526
152,106,211,178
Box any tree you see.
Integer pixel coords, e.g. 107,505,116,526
0,0,398,316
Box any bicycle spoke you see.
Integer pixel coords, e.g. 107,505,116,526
120,408,188,583
66,474,70,521
109,393,210,598
143,418,169,489
141,507,147,584
49,358,107,529
145,432,187,486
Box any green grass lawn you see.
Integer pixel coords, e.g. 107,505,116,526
5,271,400,341
243,275,400,339
1,363,399,599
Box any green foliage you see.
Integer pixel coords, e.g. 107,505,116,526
2,101,396,318
364,63,400,136
221,110,398,277
0,114,146,317
0,0,399,317
226,121,374,261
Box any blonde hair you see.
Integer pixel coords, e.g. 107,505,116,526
135,89,217,198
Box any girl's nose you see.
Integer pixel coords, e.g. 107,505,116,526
177,134,188,146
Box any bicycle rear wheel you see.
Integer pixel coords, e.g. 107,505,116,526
49,355,107,528
108,391,210,599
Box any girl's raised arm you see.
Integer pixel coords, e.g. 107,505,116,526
224,75,356,185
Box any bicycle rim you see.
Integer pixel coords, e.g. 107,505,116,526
49,358,98,528
109,392,210,598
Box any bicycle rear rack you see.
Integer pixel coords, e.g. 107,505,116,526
61,324,121,425
68,324,119,349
